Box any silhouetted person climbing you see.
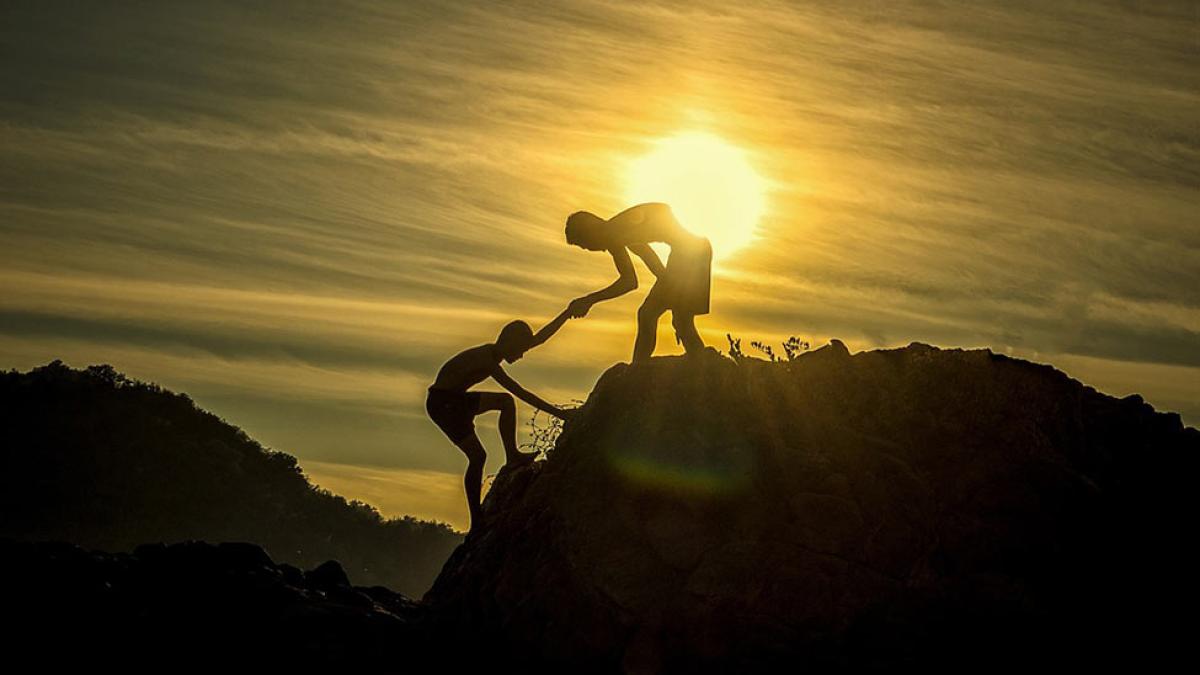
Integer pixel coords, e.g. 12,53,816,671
564,202,713,362
426,309,575,532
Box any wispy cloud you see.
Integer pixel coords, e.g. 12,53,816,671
2,1,1196,527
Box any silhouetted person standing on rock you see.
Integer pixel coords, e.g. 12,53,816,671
427,309,575,532
564,202,713,362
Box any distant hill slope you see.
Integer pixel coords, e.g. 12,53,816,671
0,360,460,597
427,342,1200,671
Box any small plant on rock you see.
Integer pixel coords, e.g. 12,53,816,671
782,336,811,361
725,334,812,362
726,333,747,361
520,399,584,459
750,340,777,362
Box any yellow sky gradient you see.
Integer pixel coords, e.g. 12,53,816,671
2,1,1197,530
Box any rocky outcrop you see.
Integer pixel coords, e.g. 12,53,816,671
426,342,1200,672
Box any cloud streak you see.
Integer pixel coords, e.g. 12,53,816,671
2,0,1197,526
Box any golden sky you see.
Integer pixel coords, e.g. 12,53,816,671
2,1,1197,530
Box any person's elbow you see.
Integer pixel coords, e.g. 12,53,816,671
618,275,638,293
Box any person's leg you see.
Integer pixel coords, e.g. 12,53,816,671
672,311,705,354
454,433,488,530
475,391,536,465
634,295,668,363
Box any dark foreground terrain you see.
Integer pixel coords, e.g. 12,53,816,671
1,537,428,670
4,343,1198,672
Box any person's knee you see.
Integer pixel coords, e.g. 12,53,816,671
460,439,486,463
638,301,665,323
498,393,516,414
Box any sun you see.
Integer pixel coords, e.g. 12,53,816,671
624,131,766,259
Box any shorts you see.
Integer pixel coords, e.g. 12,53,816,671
425,388,482,444
649,236,712,316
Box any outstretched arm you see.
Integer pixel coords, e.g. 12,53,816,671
531,307,572,348
490,365,569,419
569,246,637,317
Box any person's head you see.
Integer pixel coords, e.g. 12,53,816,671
495,320,535,363
565,210,609,251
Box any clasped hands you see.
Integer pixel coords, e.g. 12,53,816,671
567,296,593,318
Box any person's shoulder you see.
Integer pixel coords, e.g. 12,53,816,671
611,202,676,231
646,201,677,212
630,202,674,217
643,202,682,226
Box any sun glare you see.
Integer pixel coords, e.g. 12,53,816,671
624,132,766,259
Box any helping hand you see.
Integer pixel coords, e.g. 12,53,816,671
567,297,592,318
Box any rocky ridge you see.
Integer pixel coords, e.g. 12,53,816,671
426,341,1199,672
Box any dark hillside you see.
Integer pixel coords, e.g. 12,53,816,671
0,360,460,597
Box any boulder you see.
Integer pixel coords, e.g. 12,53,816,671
426,344,1200,672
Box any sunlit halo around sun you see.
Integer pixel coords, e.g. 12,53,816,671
624,132,766,259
